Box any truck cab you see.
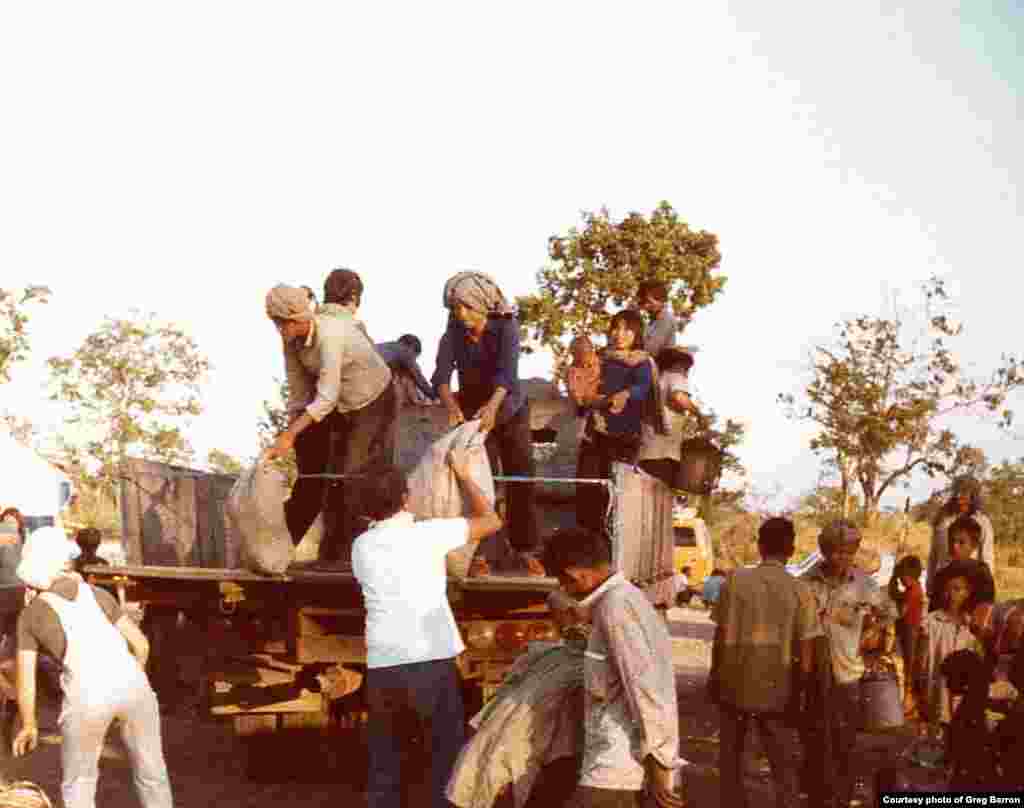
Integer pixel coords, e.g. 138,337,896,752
671,500,713,586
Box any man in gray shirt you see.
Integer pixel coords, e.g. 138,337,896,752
636,281,679,358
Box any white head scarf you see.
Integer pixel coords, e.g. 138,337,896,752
16,526,80,590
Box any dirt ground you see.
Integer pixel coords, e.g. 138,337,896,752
0,608,922,808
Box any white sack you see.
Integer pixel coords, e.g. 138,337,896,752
225,462,294,575
406,420,495,578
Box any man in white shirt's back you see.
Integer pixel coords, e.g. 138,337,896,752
352,449,502,808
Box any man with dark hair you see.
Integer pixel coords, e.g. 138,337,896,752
709,517,820,808
72,528,109,574
541,527,684,808
351,448,502,808
636,281,679,358
264,277,397,566
376,334,436,405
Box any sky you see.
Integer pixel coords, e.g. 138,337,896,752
1,1,1021,513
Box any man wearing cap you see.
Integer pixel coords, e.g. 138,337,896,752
12,526,173,808
798,520,898,808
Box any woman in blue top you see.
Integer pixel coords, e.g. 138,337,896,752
576,309,657,534
432,274,542,565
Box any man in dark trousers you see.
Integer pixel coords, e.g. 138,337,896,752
709,517,821,808
352,447,502,808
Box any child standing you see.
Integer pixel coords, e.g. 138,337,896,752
889,555,925,718
927,515,996,613
916,560,988,731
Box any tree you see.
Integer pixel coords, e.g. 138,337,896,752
780,277,1022,521
0,285,50,382
47,313,210,496
983,458,1024,548
516,202,725,366
207,449,245,476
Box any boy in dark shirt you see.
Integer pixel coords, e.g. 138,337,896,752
72,527,109,574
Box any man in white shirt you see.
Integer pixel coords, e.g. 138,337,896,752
352,448,502,808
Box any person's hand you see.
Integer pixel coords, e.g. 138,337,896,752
474,401,499,434
263,432,295,461
447,405,466,429
13,723,38,757
447,447,472,478
644,756,686,808
608,390,629,415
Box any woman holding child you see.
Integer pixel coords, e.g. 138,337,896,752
573,310,664,534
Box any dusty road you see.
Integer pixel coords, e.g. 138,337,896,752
0,606,917,807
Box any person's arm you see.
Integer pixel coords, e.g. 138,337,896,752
12,649,38,757
448,448,502,543
115,616,150,669
432,331,464,428
474,320,518,431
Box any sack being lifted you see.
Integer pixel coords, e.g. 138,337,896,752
406,419,496,577
225,462,295,575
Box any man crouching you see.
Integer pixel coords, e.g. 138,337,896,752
12,527,173,808
542,527,686,808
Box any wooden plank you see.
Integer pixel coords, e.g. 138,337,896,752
293,634,367,665
210,684,322,715
233,714,278,737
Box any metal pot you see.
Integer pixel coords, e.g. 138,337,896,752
861,672,904,731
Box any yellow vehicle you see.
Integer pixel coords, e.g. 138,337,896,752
672,502,714,585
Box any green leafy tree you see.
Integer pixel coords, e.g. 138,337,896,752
47,313,210,497
983,458,1024,548
781,278,1022,522
517,202,725,366
0,285,50,382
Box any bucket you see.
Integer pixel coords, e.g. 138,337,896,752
675,437,723,495
861,673,903,731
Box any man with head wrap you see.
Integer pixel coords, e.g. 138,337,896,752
264,270,397,565
431,272,543,573
797,520,899,808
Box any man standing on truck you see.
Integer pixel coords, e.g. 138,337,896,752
12,526,173,808
352,447,502,808
376,334,437,406
636,280,680,359
542,527,685,808
264,273,398,566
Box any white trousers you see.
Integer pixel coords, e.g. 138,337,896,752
60,683,173,808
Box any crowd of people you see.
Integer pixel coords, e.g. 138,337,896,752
1,265,1022,808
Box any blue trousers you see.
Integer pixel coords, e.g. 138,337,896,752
365,657,465,808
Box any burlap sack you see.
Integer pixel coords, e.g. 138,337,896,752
225,462,294,575
406,420,495,577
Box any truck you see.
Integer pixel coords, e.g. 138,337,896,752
81,396,679,778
